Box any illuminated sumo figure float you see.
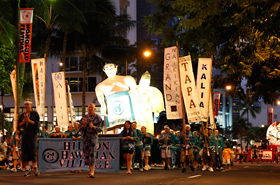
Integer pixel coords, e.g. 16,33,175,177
266,120,280,145
95,63,164,134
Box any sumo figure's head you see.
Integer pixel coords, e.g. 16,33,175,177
103,62,118,78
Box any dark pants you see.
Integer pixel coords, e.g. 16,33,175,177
132,148,143,169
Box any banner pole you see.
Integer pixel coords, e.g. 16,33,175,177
43,53,46,128
176,41,186,132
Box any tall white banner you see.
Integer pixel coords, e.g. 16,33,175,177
52,72,69,127
196,58,212,122
179,55,201,123
31,58,45,120
67,84,76,125
164,46,183,119
10,69,17,132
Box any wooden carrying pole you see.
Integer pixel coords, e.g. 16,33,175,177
176,41,186,132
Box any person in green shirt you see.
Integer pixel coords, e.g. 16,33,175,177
141,126,153,171
70,122,82,140
180,124,196,172
119,120,138,174
64,125,73,138
215,130,224,170
159,125,175,170
42,126,50,138
201,127,217,172
131,121,143,171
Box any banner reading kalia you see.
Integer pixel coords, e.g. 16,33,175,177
164,46,183,119
52,72,69,127
19,8,33,63
31,58,45,120
10,69,17,132
39,138,120,172
196,58,212,122
179,55,201,123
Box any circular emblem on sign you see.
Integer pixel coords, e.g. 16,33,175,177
42,149,59,163
112,101,125,115
54,73,62,81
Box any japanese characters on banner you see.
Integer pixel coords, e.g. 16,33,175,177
163,46,183,119
67,84,76,125
213,92,221,116
52,72,69,127
178,55,201,123
19,8,33,63
196,58,212,122
10,69,17,132
31,58,45,119
268,107,274,126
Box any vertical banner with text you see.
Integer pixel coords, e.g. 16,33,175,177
19,8,33,63
52,72,69,127
31,58,45,120
67,84,76,125
213,92,221,116
268,107,274,126
179,55,201,123
196,58,212,122
10,69,17,132
164,46,183,119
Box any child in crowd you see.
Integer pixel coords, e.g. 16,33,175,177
222,144,232,172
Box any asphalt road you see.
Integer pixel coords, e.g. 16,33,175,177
0,162,279,185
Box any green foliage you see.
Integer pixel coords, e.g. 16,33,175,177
0,45,16,94
144,0,280,104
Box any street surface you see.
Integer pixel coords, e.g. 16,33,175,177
0,162,279,185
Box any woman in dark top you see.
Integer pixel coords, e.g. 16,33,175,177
18,98,39,177
119,121,138,174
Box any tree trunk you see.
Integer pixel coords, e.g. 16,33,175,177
1,89,4,134
45,28,52,58
61,31,68,72
18,63,25,105
82,57,88,116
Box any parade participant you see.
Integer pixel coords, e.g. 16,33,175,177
236,144,242,163
215,130,224,170
180,124,196,172
119,120,138,174
192,131,201,170
202,128,217,172
141,126,153,171
18,98,40,177
222,144,232,172
50,126,65,138
71,121,82,140
79,103,103,178
10,130,21,172
174,131,181,169
169,129,177,169
131,121,144,171
42,126,50,138
64,125,73,138
159,125,175,170
257,146,263,163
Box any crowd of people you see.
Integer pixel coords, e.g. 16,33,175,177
119,123,279,174
0,112,278,177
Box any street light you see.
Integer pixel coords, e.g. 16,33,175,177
226,85,231,91
277,100,280,105
144,51,151,57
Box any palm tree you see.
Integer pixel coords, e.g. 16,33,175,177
68,0,136,115
27,0,86,58
235,88,261,124
232,116,252,146
0,0,16,46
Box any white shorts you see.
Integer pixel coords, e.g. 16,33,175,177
144,150,151,157
226,159,231,164
161,148,171,159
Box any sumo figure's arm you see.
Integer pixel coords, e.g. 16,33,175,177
124,76,137,90
95,84,107,115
